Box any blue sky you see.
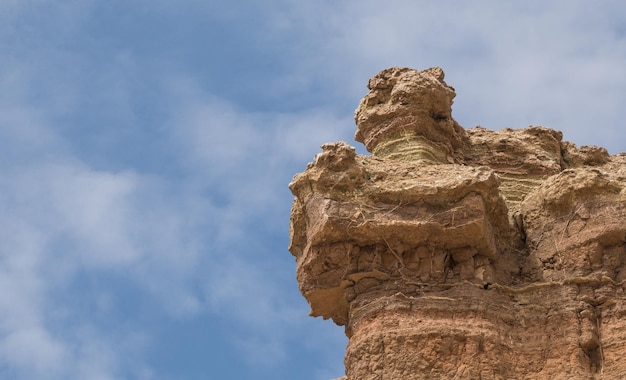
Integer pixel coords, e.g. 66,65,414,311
1,1,625,379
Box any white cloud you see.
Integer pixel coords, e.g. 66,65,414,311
0,118,203,378
261,1,626,154
1,161,147,269
1,1,624,379
0,168,119,377
0,327,66,375
165,77,357,243
161,79,354,372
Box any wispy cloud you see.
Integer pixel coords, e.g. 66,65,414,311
165,77,351,372
253,0,626,153
0,61,349,377
0,1,624,379
0,110,203,378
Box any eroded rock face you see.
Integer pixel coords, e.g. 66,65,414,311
354,67,469,163
289,67,626,379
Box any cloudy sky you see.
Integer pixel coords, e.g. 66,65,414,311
1,1,625,379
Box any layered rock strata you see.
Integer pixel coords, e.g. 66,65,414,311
289,67,626,379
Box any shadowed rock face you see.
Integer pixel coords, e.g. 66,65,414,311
289,67,626,379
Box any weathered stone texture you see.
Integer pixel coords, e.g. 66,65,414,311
289,67,626,379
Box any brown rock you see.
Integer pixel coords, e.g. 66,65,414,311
354,67,469,163
289,67,626,379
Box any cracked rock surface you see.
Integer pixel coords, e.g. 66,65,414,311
289,67,626,379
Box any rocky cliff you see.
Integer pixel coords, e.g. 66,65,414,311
289,67,626,379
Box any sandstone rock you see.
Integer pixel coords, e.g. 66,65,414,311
354,67,469,163
289,67,626,379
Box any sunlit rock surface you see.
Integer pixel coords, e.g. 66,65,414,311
289,67,626,379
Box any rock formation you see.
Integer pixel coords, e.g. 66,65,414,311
289,67,626,379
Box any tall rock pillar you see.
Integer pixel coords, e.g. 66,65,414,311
289,67,626,379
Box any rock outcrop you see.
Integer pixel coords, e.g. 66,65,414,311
289,67,626,379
